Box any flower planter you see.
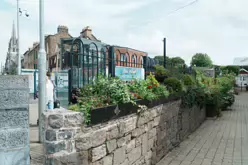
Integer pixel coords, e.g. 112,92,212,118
118,103,139,116
89,93,182,125
136,99,154,108
90,105,117,125
205,103,218,117
137,93,182,108
89,103,139,125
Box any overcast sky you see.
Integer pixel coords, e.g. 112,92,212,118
1,0,248,67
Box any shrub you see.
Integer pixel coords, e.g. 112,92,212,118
220,92,235,110
205,86,222,117
164,77,183,93
128,73,169,101
154,65,170,82
183,74,195,86
181,87,205,108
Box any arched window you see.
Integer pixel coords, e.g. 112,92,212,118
132,55,137,67
140,56,143,68
121,54,128,66
125,53,129,67
120,54,125,66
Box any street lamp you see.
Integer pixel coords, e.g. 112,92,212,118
38,0,46,143
163,38,166,68
17,0,29,75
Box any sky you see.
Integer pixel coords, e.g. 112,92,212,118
1,0,248,67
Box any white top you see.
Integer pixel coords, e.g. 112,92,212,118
46,80,54,104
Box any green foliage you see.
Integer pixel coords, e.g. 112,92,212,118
154,56,171,66
191,53,213,67
170,57,185,66
128,74,169,101
194,69,235,116
68,104,80,111
220,92,235,110
128,79,157,101
154,65,170,82
217,77,234,93
183,74,195,86
70,74,169,124
181,87,205,108
164,77,183,93
154,65,167,76
220,66,240,76
154,56,185,67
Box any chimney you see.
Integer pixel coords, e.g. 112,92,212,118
57,25,69,34
80,26,92,38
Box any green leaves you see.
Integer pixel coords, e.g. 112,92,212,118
191,53,213,67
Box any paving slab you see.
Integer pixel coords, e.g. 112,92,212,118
157,93,248,165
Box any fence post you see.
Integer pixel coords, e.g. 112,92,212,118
34,70,36,99
108,46,115,77
163,38,166,69
143,56,148,79
68,50,73,104
68,69,72,104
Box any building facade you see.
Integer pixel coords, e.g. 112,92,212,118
113,46,147,68
23,26,147,72
4,21,18,74
23,25,72,71
61,26,147,70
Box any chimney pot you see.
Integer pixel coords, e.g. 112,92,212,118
57,25,69,33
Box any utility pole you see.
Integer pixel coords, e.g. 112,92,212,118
17,0,29,75
38,0,46,143
163,38,166,68
17,0,21,75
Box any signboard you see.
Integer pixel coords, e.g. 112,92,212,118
115,66,144,81
56,72,68,88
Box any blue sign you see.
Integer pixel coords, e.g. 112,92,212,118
115,66,144,81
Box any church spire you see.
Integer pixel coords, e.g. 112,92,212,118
11,20,16,45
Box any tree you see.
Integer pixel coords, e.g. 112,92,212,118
170,57,185,66
154,56,171,66
154,56,163,65
220,66,240,75
191,53,213,67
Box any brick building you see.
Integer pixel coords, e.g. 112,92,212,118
23,25,72,71
24,26,147,72
113,46,147,68
61,27,147,70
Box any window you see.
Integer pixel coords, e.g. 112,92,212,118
132,55,137,67
120,54,127,66
140,56,143,68
120,54,126,66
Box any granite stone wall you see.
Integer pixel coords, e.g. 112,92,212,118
0,76,30,165
43,100,206,165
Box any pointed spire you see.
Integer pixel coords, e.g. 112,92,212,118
10,20,17,48
11,20,16,43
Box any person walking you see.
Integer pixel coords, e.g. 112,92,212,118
46,75,54,110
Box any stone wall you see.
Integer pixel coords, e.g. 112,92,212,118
43,100,206,165
0,76,30,165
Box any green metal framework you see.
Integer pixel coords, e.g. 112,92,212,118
60,38,158,104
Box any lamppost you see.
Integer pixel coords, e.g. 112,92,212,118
163,38,166,68
17,0,29,75
38,0,46,143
